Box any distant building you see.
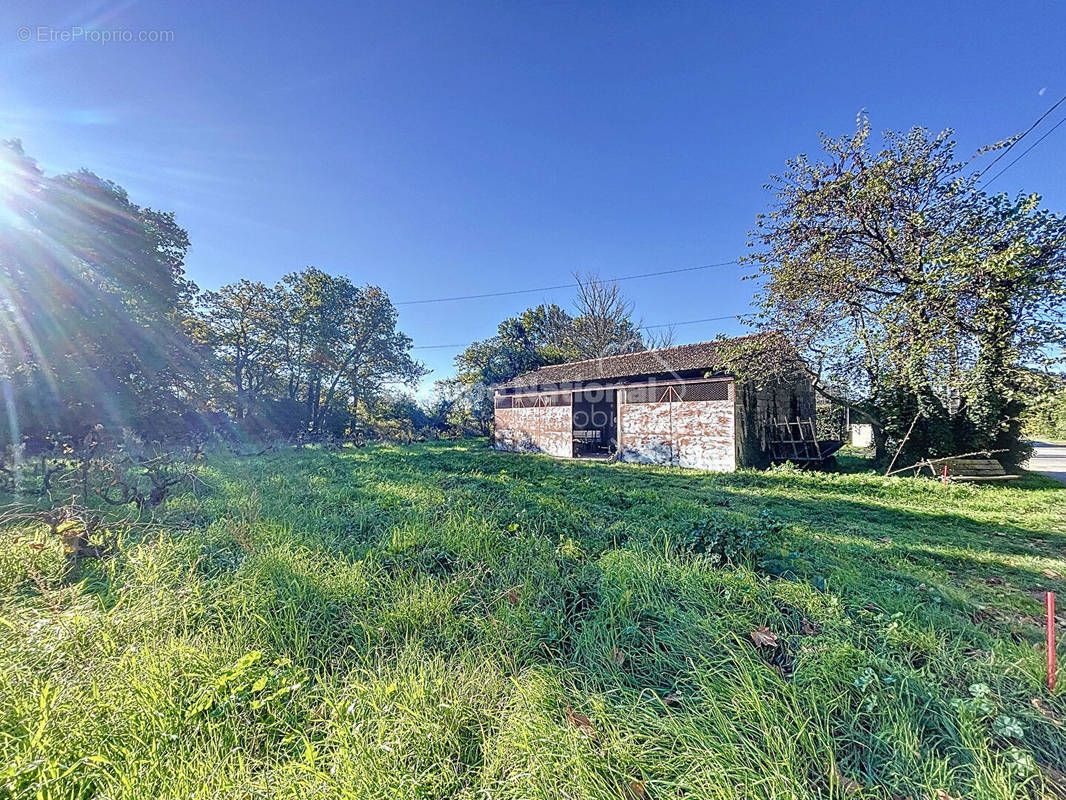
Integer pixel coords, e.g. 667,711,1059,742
849,423,874,448
491,335,819,471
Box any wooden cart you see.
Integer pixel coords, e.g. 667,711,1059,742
767,418,844,467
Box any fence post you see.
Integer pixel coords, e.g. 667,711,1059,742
1048,591,1058,692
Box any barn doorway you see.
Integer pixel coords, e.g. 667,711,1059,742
572,388,618,457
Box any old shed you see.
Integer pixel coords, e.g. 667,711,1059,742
492,335,816,470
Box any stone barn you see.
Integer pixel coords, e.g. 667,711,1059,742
492,335,816,471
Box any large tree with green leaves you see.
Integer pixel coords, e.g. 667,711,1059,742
198,268,425,436
192,280,282,418
0,140,202,445
277,268,425,434
745,116,1066,465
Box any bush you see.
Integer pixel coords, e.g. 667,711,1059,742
1023,384,1066,440
679,510,784,565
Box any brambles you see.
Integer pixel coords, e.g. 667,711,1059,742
96,448,201,510
0,428,202,511
0,501,126,571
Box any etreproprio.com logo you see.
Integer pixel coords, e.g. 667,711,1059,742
17,26,175,44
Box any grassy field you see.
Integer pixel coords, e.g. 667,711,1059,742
2,441,1065,799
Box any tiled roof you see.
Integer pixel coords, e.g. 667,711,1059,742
493,333,767,390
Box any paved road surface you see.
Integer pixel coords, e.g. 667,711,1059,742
1026,440,1066,485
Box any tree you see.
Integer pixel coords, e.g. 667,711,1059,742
278,268,425,434
745,115,1066,465
642,325,676,351
193,280,282,418
321,284,425,434
0,140,202,445
196,268,425,437
1022,371,1066,440
571,272,645,358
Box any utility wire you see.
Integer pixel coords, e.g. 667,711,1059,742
982,114,1066,188
640,313,742,330
395,259,741,306
410,312,745,349
978,92,1066,183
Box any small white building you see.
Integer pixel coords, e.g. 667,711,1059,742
849,423,874,448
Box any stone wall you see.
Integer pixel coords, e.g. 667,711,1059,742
618,398,735,471
494,405,572,458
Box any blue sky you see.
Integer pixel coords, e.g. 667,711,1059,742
1,1,1064,396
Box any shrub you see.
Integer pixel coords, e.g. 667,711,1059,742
680,511,784,565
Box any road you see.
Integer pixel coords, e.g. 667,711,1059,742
1026,440,1066,485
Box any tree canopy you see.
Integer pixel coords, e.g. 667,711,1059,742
0,141,424,447
745,116,1066,465
0,140,202,443
192,268,425,437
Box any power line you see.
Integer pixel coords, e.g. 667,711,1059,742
640,313,742,330
410,312,745,349
395,258,741,306
982,114,1066,188
979,92,1066,183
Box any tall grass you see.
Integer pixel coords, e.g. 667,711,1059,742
1,441,1064,798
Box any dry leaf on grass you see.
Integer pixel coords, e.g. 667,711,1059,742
935,789,960,800
750,626,779,648
503,587,521,605
1032,697,1063,727
801,617,819,636
833,764,862,795
662,691,681,707
565,705,597,738
625,780,648,799
611,646,626,666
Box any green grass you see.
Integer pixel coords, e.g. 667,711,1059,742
1,440,1065,799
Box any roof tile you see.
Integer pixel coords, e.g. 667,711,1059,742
494,333,765,390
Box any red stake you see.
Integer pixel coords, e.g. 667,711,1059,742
942,463,949,486
1048,591,1058,693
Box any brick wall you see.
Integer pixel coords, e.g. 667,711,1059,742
494,406,572,458
618,399,735,471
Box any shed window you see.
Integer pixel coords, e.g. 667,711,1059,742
676,381,731,402
505,392,570,408
624,386,659,404
540,393,571,407
623,381,731,404
494,395,513,409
